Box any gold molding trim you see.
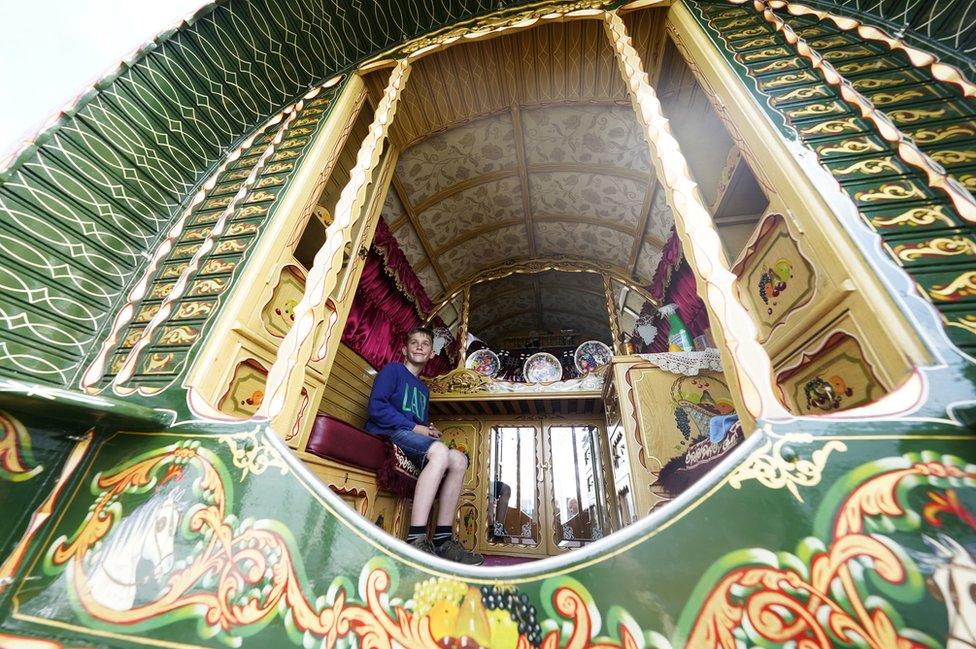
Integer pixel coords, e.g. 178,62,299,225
258,61,411,430
743,0,976,224
766,0,976,99
426,256,659,321
604,9,789,422
219,428,289,481
728,431,847,502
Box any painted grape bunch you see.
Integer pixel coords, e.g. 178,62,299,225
757,258,793,315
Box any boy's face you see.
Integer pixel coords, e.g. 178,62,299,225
403,332,434,366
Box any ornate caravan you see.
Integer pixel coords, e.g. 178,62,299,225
0,0,974,647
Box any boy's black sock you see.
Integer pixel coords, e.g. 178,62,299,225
432,525,453,547
406,525,427,543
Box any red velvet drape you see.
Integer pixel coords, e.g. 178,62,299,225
341,252,455,377
636,227,710,352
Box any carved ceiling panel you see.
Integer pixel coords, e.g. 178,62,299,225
415,265,444,305
394,115,516,204
437,225,531,280
534,222,633,270
420,176,524,250
646,187,675,244
528,172,645,230
521,105,651,171
635,244,665,285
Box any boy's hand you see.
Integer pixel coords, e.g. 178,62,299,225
427,424,442,439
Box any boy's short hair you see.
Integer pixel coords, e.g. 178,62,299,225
405,326,434,345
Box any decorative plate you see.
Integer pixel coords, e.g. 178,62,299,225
466,349,500,377
574,340,613,374
523,352,562,383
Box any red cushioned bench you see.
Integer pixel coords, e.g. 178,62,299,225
306,414,419,497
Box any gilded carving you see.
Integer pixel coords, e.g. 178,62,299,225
773,86,829,103
741,47,789,61
853,182,926,202
201,258,238,275
188,278,226,296
930,150,976,165
799,117,858,135
235,204,270,219
203,196,233,210
751,58,797,73
868,89,925,105
892,236,976,262
816,138,883,156
831,157,900,176
219,428,289,480
244,190,277,204
930,271,976,301
158,326,200,346
173,301,214,319
227,222,259,236
426,368,493,394
910,124,975,144
948,314,976,336
821,46,873,60
160,263,188,279
729,432,846,502
215,240,247,254
887,107,947,123
143,352,176,374
870,205,954,228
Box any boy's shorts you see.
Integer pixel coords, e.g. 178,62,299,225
388,428,437,468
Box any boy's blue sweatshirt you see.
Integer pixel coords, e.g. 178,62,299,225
365,363,429,436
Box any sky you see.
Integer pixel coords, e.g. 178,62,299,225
0,0,205,158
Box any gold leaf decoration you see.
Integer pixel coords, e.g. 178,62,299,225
219,428,289,481
729,432,847,502
892,236,976,262
800,117,859,135
817,138,883,156
854,183,926,202
831,157,900,176
870,206,954,228
930,271,976,301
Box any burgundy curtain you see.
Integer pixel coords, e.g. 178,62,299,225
636,228,710,353
341,221,456,377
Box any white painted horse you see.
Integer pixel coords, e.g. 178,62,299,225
925,535,976,649
85,490,182,611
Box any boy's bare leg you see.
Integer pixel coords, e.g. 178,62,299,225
435,450,468,526
410,442,448,527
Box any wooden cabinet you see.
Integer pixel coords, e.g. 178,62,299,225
733,212,912,414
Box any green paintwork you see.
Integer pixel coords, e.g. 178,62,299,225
0,0,974,646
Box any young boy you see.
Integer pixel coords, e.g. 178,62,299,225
366,327,484,565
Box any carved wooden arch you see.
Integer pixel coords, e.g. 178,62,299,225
423,256,658,325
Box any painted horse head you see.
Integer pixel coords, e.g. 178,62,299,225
85,489,183,611
923,534,976,649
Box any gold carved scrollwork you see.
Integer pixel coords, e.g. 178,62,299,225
219,428,289,481
870,206,954,228
800,117,858,135
892,236,976,262
831,157,900,176
729,432,847,502
425,368,493,395
816,138,883,156
854,182,926,202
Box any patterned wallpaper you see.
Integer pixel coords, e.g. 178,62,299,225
535,222,633,268
420,176,524,249
521,105,651,171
